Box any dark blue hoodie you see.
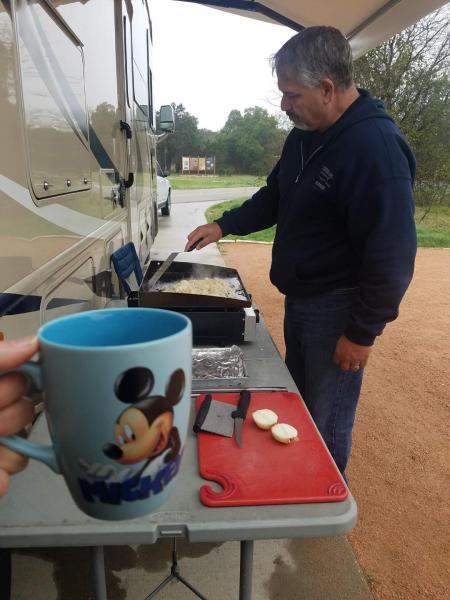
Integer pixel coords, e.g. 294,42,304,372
216,90,417,346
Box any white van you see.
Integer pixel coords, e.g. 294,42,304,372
156,161,172,217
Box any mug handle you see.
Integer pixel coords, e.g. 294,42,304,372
0,362,60,474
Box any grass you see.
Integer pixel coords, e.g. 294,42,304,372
415,204,450,247
206,200,450,248
169,174,266,190
363,571,377,589
206,198,276,243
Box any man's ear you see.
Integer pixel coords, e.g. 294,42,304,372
321,79,335,104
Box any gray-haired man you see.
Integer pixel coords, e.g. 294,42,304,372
186,26,416,476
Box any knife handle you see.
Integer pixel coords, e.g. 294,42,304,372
231,390,251,420
187,237,203,252
193,394,212,433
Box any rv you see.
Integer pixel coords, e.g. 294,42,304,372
0,0,173,339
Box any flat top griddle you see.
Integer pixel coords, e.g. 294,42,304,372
140,261,252,309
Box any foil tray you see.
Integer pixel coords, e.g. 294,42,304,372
192,346,248,390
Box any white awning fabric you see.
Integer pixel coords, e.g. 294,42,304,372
180,1,448,56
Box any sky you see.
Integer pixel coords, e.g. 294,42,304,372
150,0,294,131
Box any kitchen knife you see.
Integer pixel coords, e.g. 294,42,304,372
231,390,251,447
145,238,203,290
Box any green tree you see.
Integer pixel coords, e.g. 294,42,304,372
353,8,450,213
156,104,203,172
213,106,287,175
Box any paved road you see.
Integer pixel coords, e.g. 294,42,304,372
172,186,259,204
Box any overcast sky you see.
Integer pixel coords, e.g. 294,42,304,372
151,0,294,131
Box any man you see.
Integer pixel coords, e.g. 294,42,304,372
0,336,37,495
186,26,416,476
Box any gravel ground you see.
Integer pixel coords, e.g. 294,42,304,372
219,243,450,600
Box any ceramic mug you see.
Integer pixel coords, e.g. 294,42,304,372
0,308,192,520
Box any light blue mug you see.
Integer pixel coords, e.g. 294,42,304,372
0,308,192,521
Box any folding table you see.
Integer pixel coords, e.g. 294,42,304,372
0,318,357,599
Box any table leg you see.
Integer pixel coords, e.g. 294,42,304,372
0,548,11,600
91,546,108,600
239,540,254,600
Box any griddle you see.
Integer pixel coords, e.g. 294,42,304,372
128,261,257,345
138,261,252,309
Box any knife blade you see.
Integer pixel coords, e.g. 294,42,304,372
231,390,251,448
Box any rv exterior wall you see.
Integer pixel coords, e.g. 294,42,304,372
0,0,158,338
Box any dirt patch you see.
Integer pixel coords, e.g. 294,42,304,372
220,242,450,600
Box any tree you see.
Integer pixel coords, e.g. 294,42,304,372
213,106,287,175
353,8,450,212
156,104,203,172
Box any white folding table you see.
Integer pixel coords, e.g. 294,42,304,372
0,318,357,599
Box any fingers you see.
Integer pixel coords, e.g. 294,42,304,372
0,448,29,497
185,226,202,250
334,353,352,372
0,446,29,476
0,396,35,437
333,335,371,372
0,469,9,497
185,223,222,251
0,373,30,410
0,336,39,371
0,337,38,495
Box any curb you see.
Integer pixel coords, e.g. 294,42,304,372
219,239,273,245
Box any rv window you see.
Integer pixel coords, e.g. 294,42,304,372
123,16,132,109
131,18,150,119
16,0,91,200
147,32,154,127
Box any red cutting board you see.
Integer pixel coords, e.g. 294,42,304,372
196,392,348,507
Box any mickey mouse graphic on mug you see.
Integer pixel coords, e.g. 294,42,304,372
103,366,185,479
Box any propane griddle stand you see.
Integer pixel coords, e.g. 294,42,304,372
128,260,259,344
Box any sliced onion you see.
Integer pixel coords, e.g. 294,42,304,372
271,423,298,444
252,409,278,430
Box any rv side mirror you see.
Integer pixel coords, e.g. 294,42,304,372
159,105,175,133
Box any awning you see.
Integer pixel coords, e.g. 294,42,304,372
177,1,448,56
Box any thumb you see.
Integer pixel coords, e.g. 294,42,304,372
0,336,39,371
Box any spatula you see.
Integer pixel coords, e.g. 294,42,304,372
193,394,235,437
146,238,202,290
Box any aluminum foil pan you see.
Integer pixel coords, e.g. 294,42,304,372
192,345,247,381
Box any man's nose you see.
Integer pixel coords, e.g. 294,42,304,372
280,95,290,112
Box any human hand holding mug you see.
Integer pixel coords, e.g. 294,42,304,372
0,308,192,520
0,336,39,496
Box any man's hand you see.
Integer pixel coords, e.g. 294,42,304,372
333,335,372,372
0,336,38,496
185,223,223,251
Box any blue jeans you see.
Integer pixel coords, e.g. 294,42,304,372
284,290,364,475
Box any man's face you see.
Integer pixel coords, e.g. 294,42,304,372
278,76,327,131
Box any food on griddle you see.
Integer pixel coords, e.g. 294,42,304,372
271,423,299,444
252,409,278,430
161,278,236,298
